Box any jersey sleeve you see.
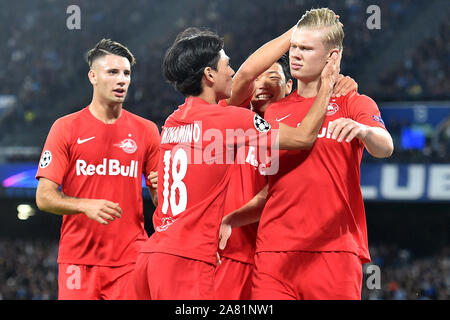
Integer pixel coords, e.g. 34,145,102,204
346,92,387,129
35,118,72,185
143,121,161,187
218,106,279,161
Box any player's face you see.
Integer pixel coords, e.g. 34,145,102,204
289,28,331,82
89,54,131,104
213,50,235,101
251,62,291,114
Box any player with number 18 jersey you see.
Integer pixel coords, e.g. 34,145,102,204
134,97,277,299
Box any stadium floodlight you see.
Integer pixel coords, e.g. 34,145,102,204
17,204,35,220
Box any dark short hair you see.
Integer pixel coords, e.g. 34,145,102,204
277,53,291,82
86,38,136,67
162,27,224,97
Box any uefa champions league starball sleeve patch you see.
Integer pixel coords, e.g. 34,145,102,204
39,150,52,168
254,114,271,133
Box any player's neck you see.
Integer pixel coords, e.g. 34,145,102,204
88,101,122,124
296,78,321,98
194,88,220,105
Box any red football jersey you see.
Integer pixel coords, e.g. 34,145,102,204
140,97,278,266
218,99,267,264
260,90,387,263
36,107,160,266
219,145,267,264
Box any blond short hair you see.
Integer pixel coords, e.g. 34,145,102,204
296,8,344,51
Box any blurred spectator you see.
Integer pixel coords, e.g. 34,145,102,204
0,0,448,164
433,116,450,161
362,244,449,300
0,239,58,300
377,20,450,101
1,238,447,300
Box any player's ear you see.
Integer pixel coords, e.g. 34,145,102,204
326,48,340,62
285,79,293,95
203,66,215,83
88,69,97,85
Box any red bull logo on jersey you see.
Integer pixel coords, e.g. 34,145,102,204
75,159,139,178
327,103,339,116
114,138,137,154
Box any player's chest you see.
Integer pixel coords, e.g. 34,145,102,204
69,126,145,161
277,99,355,151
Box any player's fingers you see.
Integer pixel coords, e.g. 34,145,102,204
101,207,120,219
345,128,359,143
337,123,355,142
332,75,345,97
329,117,347,130
148,171,158,182
100,205,121,219
216,252,221,265
334,51,342,74
336,76,353,97
218,226,231,250
330,119,346,140
342,79,358,96
95,215,109,225
219,235,228,250
105,201,123,215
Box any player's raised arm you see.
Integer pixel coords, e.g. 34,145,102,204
277,51,341,150
36,177,122,225
226,26,295,106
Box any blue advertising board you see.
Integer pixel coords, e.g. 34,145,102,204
1,162,449,202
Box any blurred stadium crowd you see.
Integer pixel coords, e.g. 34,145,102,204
0,0,449,161
0,239,447,300
362,244,449,300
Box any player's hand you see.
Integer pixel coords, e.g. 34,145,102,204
148,171,158,189
329,118,368,143
218,219,232,251
320,51,341,93
216,252,222,265
332,74,358,97
80,199,122,225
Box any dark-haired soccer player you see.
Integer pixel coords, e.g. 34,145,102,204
220,8,393,300
133,26,341,299
35,39,160,300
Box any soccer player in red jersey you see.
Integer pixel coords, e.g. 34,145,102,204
35,39,160,300
220,8,394,300
133,26,341,300
214,27,358,299
214,55,294,300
